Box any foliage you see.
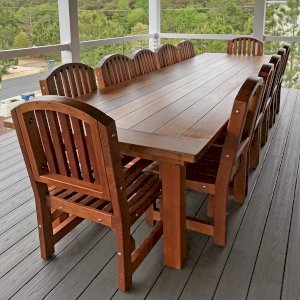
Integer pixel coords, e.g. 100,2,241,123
0,59,18,75
0,0,298,87
13,32,30,49
0,7,20,49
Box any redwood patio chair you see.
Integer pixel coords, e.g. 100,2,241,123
11,96,163,291
155,44,179,69
227,37,264,56
39,63,97,97
95,54,135,89
177,40,196,61
249,63,274,169
275,45,290,115
148,76,264,246
268,51,284,127
131,48,157,77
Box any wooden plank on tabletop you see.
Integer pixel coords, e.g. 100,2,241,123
133,57,264,134
115,58,251,129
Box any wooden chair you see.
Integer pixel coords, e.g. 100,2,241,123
227,37,264,56
155,44,179,70
11,96,163,292
131,48,157,77
249,63,274,169
148,76,264,246
275,45,290,115
39,63,97,98
268,52,284,127
95,54,135,89
260,58,279,145
177,40,196,62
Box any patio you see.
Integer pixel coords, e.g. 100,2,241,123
0,87,299,299
0,0,299,298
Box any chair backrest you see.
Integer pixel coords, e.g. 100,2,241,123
131,48,157,77
269,54,282,93
227,37,264,56
215,76,264,188
39,63,97,98
155,44,179,69
11,96,128,215
277,48,287,82
177,40,196,62
257,63,275,114
95,54,135,89
282,44,291,72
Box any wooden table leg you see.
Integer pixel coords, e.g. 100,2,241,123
159,161,186,269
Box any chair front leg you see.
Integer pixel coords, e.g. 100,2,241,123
276,83,282,114
233,152,248,204
34,183,55,259
249,126,261,170
115,226,133,291
269,95,276,128
261,110,269,146
271,93,277,125
213,191,228,246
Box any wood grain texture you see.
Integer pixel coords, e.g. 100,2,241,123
92,54,269,163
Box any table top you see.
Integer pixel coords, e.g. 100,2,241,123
80,53,270,163
5,53,270,163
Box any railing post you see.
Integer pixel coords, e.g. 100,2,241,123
149,0,161,51
253,0,266,41
58,0,80,63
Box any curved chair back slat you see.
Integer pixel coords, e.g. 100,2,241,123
177,40,196,61
96,54,135,89
131,49,157,76
155,44,179,69
227,37,264,56
39,63,97,98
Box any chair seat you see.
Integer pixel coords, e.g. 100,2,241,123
48,158,161,226
187,146,222,180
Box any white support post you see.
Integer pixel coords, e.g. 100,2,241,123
58,0,80,63
253,0,266,41
149,0,161,50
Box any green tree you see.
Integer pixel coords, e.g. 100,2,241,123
0,7,20,49
13,32,30,49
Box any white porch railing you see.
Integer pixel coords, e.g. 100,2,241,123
0,33,298,60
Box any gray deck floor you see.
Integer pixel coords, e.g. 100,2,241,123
0,88,299,300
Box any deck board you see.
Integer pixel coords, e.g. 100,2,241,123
0,88,299,300
247,89,300,300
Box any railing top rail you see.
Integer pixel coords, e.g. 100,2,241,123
0,33,298,60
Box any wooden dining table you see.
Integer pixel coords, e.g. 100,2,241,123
5,52,270,269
